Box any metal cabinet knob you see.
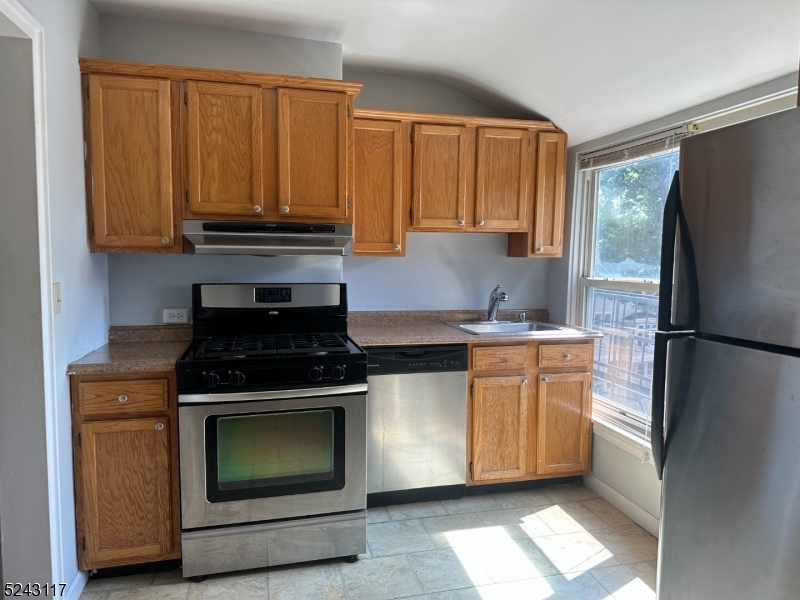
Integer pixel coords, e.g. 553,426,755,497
394,244,401,250
161,237,170,244
542,377,549,383
522,379,528,386
281,206,290,213
253,205,262,213
478,220,485,226
458,220,465,226
118,394,128,403
537,246,544,252
564,353,572,360
155,423,164,431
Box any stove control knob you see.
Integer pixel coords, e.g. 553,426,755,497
331,365,346,381
229,371,246,386
308,366,324,382
203,372,220,389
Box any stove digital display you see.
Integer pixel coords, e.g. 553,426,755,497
254,287,292,303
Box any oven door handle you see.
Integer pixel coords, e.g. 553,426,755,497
178,383,368,405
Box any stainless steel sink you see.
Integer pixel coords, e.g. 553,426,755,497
446,321,571,335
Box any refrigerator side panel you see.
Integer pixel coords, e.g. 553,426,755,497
658,337,800,600
677,107,800,347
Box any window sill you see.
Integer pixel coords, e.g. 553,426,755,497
592,417,654,465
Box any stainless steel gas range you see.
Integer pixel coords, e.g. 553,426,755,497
176,283,367,579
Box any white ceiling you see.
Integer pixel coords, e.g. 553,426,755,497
90,0,800,145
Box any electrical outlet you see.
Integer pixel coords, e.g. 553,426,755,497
163,308,189,324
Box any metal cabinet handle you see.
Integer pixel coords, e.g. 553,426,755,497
253,205,262,213
394,244,401,250
564,353,572,360
478,220,485,226
161,237,170,244
542,377,549,383
537,246,544,252
155,423,164,431
118,394,127,403
522,379,528,386
281,206,290,213
458,220,465,226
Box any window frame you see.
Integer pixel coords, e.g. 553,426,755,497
573,149,677,443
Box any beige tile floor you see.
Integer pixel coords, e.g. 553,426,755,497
81,484,657,600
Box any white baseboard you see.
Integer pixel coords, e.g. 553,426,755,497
584,474,660,538
64,570,87,600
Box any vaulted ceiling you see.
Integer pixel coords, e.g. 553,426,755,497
91,0,800,145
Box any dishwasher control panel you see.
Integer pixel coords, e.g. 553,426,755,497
365,345,468,375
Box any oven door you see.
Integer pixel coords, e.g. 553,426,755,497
179,385,366,530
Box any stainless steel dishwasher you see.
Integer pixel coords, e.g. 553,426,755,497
366,345,468,496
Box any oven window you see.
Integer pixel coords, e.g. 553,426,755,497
205,407,346,502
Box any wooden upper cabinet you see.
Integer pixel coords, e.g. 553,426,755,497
187,81,263,216
277,89,349,220
507,130,568,257
537,372,591,475
475,127,530,231
79,417,174,567
412,124,468,230
532,131,567,256
471,375,528,481
353,119,405,255
86,75,177,251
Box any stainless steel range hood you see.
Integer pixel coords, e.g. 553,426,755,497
183,221,353,256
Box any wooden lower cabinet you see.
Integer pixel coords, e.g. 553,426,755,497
537,372,592,475
471,376,528,481
468,341,593,485
72,373,180,570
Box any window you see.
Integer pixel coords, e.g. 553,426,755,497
577,149,680,438
571,89,797,446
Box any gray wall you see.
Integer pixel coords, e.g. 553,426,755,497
341,71,550,313
101,16,345,325
12,0,104,590
109,255,342,325
0,35,50,585
100,15,342,79
345,70,497,116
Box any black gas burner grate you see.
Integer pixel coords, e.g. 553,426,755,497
194,333,351,359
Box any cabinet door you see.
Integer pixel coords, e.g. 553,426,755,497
87,75,176,250
353,119,405,255
412,124,468,230
472,376,528,481
187,81,263,216
278,89,348,220
532,132,567,256
475,127,530,231
537,372,591,475
79,417,173,567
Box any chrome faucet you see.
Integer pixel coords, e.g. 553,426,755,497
487,285,509,322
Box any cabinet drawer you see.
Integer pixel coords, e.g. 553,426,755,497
539,344,592,369
473,345,527,372
79,379,168,416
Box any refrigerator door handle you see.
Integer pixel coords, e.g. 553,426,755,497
658,170,700,331
651,331,669,479
658,172,680,331
652,330,693,479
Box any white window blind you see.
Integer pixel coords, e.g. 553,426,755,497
578,126,690,170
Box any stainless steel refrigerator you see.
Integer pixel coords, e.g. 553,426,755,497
653,107,800,599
